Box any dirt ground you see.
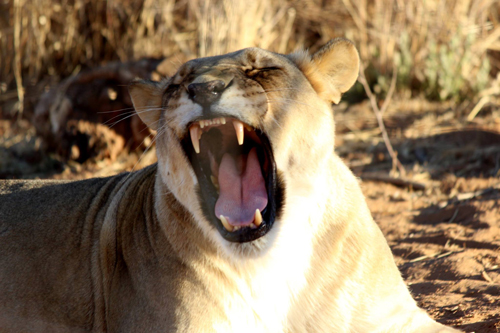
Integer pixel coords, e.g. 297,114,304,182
336,100,500,333
1,96,499,332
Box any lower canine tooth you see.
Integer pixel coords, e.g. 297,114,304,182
210,175,219,189
190,125,201,154
219,215,234,232
254,209,263,226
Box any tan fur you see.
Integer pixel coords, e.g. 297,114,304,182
0,38,460,332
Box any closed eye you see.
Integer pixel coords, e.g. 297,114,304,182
164,84,180,97
245,67,282,77
259,67,282,71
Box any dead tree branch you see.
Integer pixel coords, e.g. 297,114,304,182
358,62,406,177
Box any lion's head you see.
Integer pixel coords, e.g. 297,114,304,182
129,38,359,252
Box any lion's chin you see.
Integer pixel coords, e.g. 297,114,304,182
181,116,284,243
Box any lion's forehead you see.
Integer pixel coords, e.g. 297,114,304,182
175,48,297,83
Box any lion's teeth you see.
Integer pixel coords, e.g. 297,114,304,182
190,125,201,154
254,209,262,227
233,120,244,145
210,175,219,189
198,118,228,128
219,215,234,232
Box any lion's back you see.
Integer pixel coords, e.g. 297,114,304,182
0,171,137,332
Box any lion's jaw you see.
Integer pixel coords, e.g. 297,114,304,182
129,40,360,257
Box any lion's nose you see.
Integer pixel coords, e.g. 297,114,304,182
187,80,227,107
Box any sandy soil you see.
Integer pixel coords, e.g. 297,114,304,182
1,97,499,332
335,100,500,333
363,179,500,332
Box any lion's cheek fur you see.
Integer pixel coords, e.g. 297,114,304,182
156,130,199,210
155,129,234,253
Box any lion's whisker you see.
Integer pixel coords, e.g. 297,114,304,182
101,110,139,126
101,108,164,127
263,88,301,93
267,98,315,108
97,108,136,114
264,113,283,130
97,105,164,114
105,109,165,129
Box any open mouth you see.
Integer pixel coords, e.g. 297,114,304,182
181,116,281,243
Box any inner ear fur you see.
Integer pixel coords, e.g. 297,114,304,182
128,80,164,130
288,38,360,104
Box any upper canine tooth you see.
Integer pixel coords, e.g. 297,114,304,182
190,125,201,154
233,120,244,145
254,209,263,227
219,215,234,232
200,120,205,128
221,117,226,125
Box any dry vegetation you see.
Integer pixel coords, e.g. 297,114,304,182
1,0,500,332
1,0,499,109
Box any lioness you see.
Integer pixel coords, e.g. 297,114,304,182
0,39,460,332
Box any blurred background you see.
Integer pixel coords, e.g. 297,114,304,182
1,0,499,177
1,1,500,331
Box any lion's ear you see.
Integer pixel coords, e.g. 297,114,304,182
128,80,164,130
289,38,359,104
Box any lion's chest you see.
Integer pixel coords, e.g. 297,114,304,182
211,275,296,333
203,238,314,332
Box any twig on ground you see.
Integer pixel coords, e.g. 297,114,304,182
481,270,494,283
455,184,500,201
358,62,406,177
467,96,490,121
13,0,24,118
448,209,459,223
360,172,425,190
408,250,460,263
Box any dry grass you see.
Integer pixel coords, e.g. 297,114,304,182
1,0,499,116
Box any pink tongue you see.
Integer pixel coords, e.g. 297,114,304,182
215,148,268,226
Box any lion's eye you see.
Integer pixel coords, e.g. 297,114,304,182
260,67,281,71
164,84,180,95
245,69,260,77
